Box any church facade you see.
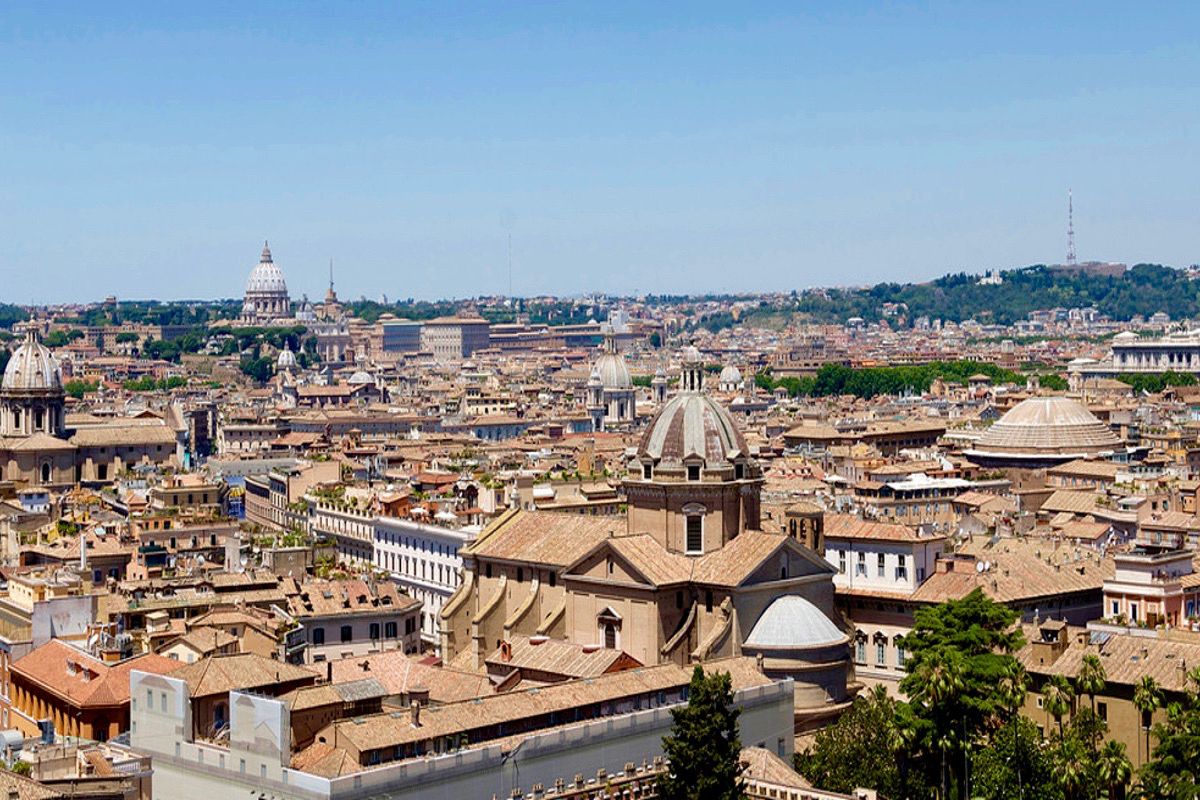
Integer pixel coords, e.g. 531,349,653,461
443,353,855,730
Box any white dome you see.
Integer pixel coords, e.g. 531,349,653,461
277,347,297,369
1112,331,1139,342
593,352,632,390
745,595,848,649
638,392,747,466
245,242,289,295
973,396,1121,456
719,364,742,384
3,329,62,392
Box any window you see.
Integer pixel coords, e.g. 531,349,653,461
838,550,846,574
340,625,352,642
897,642,907,668
643,464,653,480
603,623,617,649
549,571,556,588
1130,602,1139,622
877,553,886,577
705,590,713,612
687,464,700,481
311,627,325,645
876,640,886,666
735,463,745,480
1111,600,1120,617
369,623,380,640
896,554,908,581
1097,702,1107,722
385,622,397,638
856,552,867,577
855,639,866,663
685,515,703,554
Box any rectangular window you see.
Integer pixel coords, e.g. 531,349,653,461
897,644,906,668
877,553,886,577
369,623,380,640
385,621,397,638
856,552,867,577
876,641,886,666
686,516,703,553
340,625,352,643
855,640,866,663
1098,702,1107,722
312,627,325,645
643,464,653,480
687,465,701,481
838,551,846,574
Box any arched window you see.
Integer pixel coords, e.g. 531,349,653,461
40,462,51,484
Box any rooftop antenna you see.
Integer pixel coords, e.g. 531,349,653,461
1066,189,1077,267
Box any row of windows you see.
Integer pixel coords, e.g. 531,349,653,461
835,550,916,582
310,619,413,644
854,634,908,669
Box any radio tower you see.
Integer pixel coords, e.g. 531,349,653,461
1066,189,1077,267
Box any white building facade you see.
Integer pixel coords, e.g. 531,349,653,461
373,517,477,648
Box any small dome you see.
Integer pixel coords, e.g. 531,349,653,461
638,392,747,465
3,329,62,392
745,595,847,649
245,242,289,295
348,369,373,385
973,396,1120,457
593,352,632,390
277,347,297,369
1112,331,1139,342
719,364,742,385
682,345,701,364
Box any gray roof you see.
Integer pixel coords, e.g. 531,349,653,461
638,393,747,465
744,595,847,650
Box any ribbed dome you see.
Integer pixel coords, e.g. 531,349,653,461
719,364,742,385
638,392,747,465
744,595,848,649
973,396,1120,456
276,347,297,369
245,242,289,295
593,352,632,390
3,329,62,392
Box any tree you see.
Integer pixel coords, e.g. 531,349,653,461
796,686,925,799
900,589,1025,800
658,666,743,800
1137,668,1200,799
1053,735,1089,800
1132,675,1163,766
1076,654,1106,717
971,715,1061,800
1043,675,1074,739
1097,740,1131,800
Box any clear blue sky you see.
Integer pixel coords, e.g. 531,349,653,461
1,2,1197,303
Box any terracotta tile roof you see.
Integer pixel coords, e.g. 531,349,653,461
824,514,942,543
12,640,183,709
327,650,492,703
168,653,319,699
1018,625,1200,694
289,578,419,619
467,509,621,567
912,536,1112,605
484,635,640,678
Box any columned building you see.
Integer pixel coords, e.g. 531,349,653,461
585,333,636,432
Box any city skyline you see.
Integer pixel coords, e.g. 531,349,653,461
3,2,1199,303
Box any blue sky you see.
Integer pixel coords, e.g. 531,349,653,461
1,2,1197,303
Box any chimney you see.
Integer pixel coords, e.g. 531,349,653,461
410,700,422,728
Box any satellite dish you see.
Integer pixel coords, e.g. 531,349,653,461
975,561,985,573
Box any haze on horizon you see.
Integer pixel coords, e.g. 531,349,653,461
1,2,1197,305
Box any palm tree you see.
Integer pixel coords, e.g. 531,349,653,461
1043,674,1075,739
997,663,1028,799
1097,739,1132,800
910,649,965,800
1132,675,1163,766
1076,653,1106,715
1054,735,1089,800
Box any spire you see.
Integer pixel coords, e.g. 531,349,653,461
1066,190,1076,267
261,240,273,263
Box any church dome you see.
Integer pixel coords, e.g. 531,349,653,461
277,347,297,370
971,396,1120,458
3,329,62,392
744,595,848,650
637,391,747,465
245,242,289,295
719,364,742,389
593,352,632,390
